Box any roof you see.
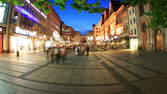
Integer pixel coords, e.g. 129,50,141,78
110,0,123,12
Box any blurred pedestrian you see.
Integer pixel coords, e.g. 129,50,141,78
60,46,67,64
51,48,54,62
33,47,36,54
74,46,78,56
54,47,61,64
81,46,85,56
86,46,90,56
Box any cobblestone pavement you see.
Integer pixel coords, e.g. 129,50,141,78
0,50,167,94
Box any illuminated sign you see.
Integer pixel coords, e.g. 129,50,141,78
15,6,40,23
114,36,118,39
15,26,36,37
64,30,70,32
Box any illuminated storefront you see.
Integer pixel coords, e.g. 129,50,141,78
34,39,43,50
10,27,36,52
130,38,138,50
0,3,10,53
0,27,4,52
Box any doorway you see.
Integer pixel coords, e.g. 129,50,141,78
0,34,3,53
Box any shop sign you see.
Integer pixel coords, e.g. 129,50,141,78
15,26,36,37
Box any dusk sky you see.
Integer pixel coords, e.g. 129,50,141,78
50,0,123,35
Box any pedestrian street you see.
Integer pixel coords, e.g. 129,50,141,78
0,50,167,94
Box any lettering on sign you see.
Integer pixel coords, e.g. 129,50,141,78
15,26,36,37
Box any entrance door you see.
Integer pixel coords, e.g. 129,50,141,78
0,34,3,53
142,32,147,49
156,33,164,50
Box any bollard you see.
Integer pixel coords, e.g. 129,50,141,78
16,51,19,57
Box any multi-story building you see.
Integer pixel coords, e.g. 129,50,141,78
61,26,75,42
138,3,167,51
47,7,61,47
86,31,94,45
0,3,12,53
100,0,126,48
73,31,81,45
0,0,62,53
127,6,141,49
120,6,129,49
9,0,50,52
138,3,153,50
92,21,103,45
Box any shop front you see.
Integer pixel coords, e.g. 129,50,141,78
0,30,3,53
34,39,44,51
10,35,33,52
10,26,36,52
0,27,6,53
130,38,138,50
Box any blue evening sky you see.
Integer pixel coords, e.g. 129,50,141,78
50,0,123,35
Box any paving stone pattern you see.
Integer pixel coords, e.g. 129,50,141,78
0,50,167,94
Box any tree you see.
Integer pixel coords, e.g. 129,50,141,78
0,0,166,30
0,0,107,14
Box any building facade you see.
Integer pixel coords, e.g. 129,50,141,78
127,6,141,49
47,7,61,47
92,21,103,45
9,1,49,52
61,26,75,43
0,0,63,53
100,0,127,48
0,3,12,53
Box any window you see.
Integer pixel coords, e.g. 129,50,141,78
131,29,133,35
134,28,137,35
129,10,131,15
133,17,136,24
131,19,133,25
139,4,145,16
132,8,135,13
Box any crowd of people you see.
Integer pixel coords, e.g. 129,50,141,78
47,46,67,64
46,45,90,64
73,46,90,56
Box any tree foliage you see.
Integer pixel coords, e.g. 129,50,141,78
0,0,166,30
0,0,107,14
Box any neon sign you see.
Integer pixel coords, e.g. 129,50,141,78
15,6,40,23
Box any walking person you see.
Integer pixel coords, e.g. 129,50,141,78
54,47,60,64
51,47,54,62
60,46,67,64
74,46,78,56
81,46,85,56
33,47,36,54
86,46,90,56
